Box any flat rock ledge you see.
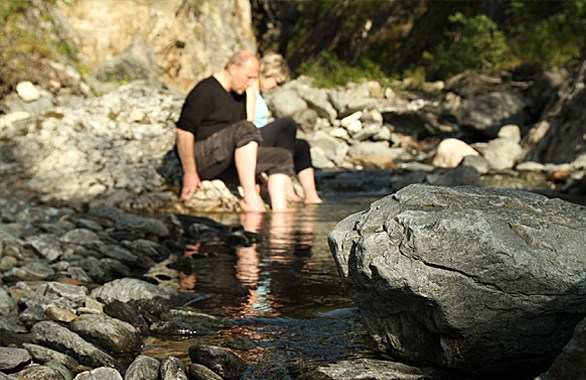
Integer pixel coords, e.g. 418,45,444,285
328,184,586,379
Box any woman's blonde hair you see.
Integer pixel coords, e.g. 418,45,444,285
259,53,290,84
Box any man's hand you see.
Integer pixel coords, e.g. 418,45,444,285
180,171,204,201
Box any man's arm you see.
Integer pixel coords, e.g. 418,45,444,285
176,128,203,200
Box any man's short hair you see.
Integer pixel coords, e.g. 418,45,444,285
225,50,256,69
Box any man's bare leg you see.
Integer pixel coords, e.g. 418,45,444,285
298,167,323,204
235,141,266,212
267,173,290,211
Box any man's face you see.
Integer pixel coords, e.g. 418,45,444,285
229,58,259,94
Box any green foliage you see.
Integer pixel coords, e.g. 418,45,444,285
297,51,388,88
0,0,76,97
505,0,586,71
423,12,512,79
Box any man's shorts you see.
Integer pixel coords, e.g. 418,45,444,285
194,120,294,181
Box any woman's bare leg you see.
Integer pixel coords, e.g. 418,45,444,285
267,173,290,211
298,167,323,204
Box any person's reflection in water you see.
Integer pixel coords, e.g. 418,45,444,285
235,207,316,318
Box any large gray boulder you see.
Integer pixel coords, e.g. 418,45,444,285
328,184,586,379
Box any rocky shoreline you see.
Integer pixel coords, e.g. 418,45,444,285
1,54,585,379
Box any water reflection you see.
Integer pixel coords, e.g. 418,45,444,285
144,197,380,372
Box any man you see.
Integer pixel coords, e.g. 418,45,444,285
175,50,294,212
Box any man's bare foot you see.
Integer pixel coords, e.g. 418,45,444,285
240,195,267,212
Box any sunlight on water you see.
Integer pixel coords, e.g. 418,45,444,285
143,195,383,375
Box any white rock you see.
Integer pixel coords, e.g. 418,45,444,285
16,81,41,102
432,138,479,168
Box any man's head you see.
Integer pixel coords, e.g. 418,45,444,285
225,50,259,94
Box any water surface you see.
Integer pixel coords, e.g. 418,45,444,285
143,195,382,376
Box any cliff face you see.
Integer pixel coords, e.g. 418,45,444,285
55,0,256,93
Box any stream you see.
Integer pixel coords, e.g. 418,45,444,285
141,194,383,378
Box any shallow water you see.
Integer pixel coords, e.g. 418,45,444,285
143,195,383,376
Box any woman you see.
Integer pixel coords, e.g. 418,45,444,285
246,53,323,204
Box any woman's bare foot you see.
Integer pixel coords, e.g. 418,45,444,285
304,195,324,205
287,191,302,203
240,195,267,213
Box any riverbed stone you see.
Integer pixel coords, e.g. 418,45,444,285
124,355,160,380
160,356,188,380
90,278,180,303
0,346,31,370
188,344,246,380
23,343,80,370
298,358,463,380
328,184,586,378
68,313,142,354
71,366,122,380
188,363,223,380
30,320,123,372
12,364,65,380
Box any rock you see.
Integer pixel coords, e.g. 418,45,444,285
30,320,123,372
160,356,188,380
124,355,160,380
0,287,18,316
537,316,586,380
298,358,462,380
188,363,223,380
461,154,490,174
432,138,479,168
482,127,524,170
68,313,142,354
87,205,169,237
425,165,482,187
71,367,122,380
450,91,529,140
16,81,41,102
0,346,31,370
92,36,157,83
12,364,65,380
188,344,246,380
328,184,586,378
22,343,80,370
45,307,78,323
90,278,180,304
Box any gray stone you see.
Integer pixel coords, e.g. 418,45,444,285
0,346,31,370
69,313,142,354
90,278,179,303
26,234,63,261
160,356,188,380
188,344,246,380
537,316,586,380
31,320,123,372
328,184,586,378
124,355,160,380
23,343,80,370
299,358,463,380
12,364,65,380
72,367,122,380
0,286,18,316
188,363,223,380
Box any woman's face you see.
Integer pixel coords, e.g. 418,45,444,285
260,76,281,93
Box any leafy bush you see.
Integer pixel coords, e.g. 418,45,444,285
297,51,387,88
423,12,513,79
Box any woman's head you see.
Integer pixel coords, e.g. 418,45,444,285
259,53,290,92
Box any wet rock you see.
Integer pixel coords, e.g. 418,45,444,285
328,184,586,378
30,320,123,372
69,313,142,354
124,355,160,380
0,346,31,370
150,320,214,336
188,344,246,380
188,363,223,380
160,356,188,380
71,366,122,380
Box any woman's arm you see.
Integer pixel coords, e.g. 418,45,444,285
246,79,259,122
